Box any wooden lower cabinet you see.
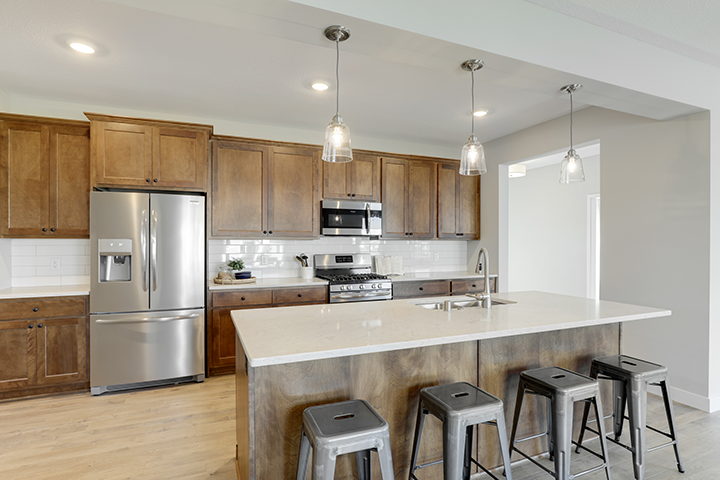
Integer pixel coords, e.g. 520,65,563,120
0,296,88,399
207,286,327,376
392,280,450,299
450,277,497,295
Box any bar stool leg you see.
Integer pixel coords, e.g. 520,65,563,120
376,431,395,480
462,425,474,480
355,450,371,480
547,397,555,461
297,430,311,480
313,445,337,480
592,394,613,480
613,379,628,440
626,378,647,480
659,380,685,473
408,401,427,479
444,417,466,480
575,398,593,453
551,395,574,480
496,411,514,480
508,380,526,459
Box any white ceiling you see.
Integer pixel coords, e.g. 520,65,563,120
0,0,709,150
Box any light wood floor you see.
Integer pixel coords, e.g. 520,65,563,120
0,375,717,479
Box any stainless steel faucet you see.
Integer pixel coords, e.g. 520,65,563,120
467,247,491,309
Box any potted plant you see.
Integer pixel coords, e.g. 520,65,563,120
227,257,251,279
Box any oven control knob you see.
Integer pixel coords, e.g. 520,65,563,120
359,285,365,290
373,283,379,289
339,285,346,291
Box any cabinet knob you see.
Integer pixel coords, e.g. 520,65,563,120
347,193,351,197
269,231,273,235
472,284,476,288
298,294,302,297
153,179,158,183
241,297,246,301
33,307,38,312
50,228,55,232
28,324,34,329
459,233,464,236
351,194,356,197
42,228,47,232
263,231,267,234
419,287,424,291
405,233,409,236
146,178,151,182
38,324,43,328
409,232,413,236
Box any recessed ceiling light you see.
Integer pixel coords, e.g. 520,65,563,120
312,82,329,91
508,164,527,178
69,42,95,54
473,110,488,117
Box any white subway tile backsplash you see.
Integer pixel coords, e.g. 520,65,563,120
13,276,62,287
12,266,36,277
12,245,35,256
62,275,90,286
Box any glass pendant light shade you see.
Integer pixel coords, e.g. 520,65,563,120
559,148,585,184
322,114,353,163
460,135,486,175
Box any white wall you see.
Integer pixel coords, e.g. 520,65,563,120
482,106,711,410
0,239,11,289
508,156,600,297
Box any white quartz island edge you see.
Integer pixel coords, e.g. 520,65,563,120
232,291,671,368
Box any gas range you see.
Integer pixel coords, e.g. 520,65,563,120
314,254,393,303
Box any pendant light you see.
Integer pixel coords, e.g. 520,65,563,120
459,59,486,176
322,25,353,163
559,84,585,184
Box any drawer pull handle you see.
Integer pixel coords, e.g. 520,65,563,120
472,284,476,288
419,287,424,291
298,294,302,298
241,297,246,301
33,307,38,312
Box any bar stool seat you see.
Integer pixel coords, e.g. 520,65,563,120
296,399,394,480
509,366,612,480
408,381,513,480
576,354,684,480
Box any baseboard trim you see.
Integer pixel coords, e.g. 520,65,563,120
651,384,714,412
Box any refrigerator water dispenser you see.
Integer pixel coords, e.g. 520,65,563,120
98,239,132,282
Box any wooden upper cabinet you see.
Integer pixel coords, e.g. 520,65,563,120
438,163,480,239
211,141,268,237
322,154,380,201
268,146,320,237
86,113,211,191
210,138,320,238
381,157,436,239
0,116,90,238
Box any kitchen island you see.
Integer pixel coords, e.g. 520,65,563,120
232,292,670,480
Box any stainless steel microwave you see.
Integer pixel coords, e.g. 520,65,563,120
321,200,382,236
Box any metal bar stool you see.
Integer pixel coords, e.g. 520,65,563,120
576,354,684,480
408,381,513,480
296,399,394,480
509,366,612,480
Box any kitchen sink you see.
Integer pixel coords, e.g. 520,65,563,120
414,298,516,311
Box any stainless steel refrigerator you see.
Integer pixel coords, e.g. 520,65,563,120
89,191,205,395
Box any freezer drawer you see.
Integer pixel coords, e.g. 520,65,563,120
90,308,204,394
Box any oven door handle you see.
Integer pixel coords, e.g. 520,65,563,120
331,291,390,300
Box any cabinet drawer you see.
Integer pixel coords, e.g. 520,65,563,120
213,290,273,308
393,280,449,299
451,278,497,295
273,287,327,305
0,297,86,321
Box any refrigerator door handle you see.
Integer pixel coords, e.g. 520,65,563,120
151,209,158,292
94,313,201,325
141,209,148,292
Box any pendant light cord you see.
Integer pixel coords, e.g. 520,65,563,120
569,89,574,150
471,68,475,136
335,36,340,117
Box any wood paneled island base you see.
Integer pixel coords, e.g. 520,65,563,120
235,324,619,480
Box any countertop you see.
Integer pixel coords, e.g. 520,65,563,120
232,291,671,368
0,285,90,299
389,271,497,282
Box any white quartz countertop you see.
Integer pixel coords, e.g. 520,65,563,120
232,291,671,367
0,285,90,299
209,277,328,291
389,271,497,282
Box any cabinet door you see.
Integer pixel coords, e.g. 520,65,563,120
407,160,437,238
381,157,408,238
36,316,87,385
154,128,207,189
458,174,480,239
50,125,90,237
437,163,458,238
267,146,319,237
0,121,49,236
0,320,36,391
210,309,238,372
211,142,268,237
93,121,153,187
322,161,349,200
349,154,380,201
